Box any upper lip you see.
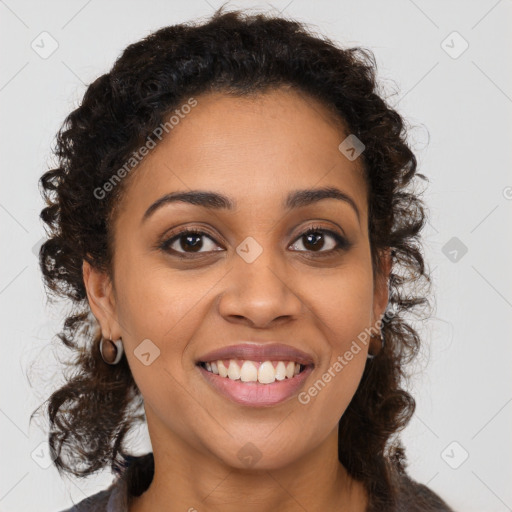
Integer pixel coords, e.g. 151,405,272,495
197,343,315,366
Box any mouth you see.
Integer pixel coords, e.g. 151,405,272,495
197,359,310,383
195,343,316,407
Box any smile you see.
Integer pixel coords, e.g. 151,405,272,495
197,359,314,407
199,359,305,383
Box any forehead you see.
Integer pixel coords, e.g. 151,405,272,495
116,87,367,222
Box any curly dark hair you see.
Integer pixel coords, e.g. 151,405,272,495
33,5,433,510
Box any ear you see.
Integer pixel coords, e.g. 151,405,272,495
82,260,120,339
372,247,392,324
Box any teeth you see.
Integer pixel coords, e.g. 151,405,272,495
258,361,275,384
275,361,287,381
202,359,305,384
285,361,295,379
227,360,240,380
218,360,228,378
240,361,258,382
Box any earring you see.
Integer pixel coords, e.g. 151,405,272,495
100,335,124,365
367,330,385,360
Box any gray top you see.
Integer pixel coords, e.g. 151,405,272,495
58,476,129,511
57,453,455,512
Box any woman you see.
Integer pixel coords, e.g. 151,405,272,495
37,6,455,511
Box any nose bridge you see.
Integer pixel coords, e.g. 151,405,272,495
234,234,288,294
218,235,303,325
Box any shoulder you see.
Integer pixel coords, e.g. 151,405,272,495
395,472,456,512
55,453,153,512
56,476,128,512
56,488,112,511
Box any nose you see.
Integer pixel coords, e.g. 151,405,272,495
217,247,304,329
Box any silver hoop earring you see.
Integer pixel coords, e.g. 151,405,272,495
367,330,385,360
100,336,124,365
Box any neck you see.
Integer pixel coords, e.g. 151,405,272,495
129,409,368,512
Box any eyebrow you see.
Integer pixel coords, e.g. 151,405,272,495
141,186,361,224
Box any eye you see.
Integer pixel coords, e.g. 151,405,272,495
158,224,350,259
159,228,222,257
289,225,350,255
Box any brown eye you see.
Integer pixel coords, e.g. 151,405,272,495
158,225,350,260
160,229,222,256
289,226,350,254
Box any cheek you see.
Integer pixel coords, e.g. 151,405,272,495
114,263,214,425
114,248,209,332
294,265,373,423
307,260,374,353
114,257,224,374
296,320,369,442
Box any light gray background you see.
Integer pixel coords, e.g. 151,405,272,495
1,1,511,511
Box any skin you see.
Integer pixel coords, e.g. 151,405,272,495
83,87,391,512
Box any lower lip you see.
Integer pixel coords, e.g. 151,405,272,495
197,364,314,407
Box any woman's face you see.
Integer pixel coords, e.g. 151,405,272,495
84,87,390,471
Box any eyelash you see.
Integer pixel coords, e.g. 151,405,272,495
158,224,351,260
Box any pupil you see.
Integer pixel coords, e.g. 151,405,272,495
182,234,202,252
304,232,323,251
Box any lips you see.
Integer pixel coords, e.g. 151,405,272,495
196,342,316,367
198,363,314,407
